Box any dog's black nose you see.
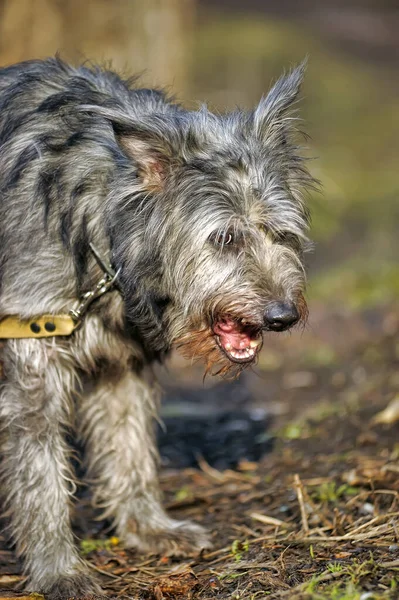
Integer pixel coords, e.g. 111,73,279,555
264,302,299,331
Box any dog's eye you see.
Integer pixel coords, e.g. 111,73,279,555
211,230,234,247
223,233,233,245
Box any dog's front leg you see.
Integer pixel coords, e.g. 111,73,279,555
79,370,211,556
0,339,101,599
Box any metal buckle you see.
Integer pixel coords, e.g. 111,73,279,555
69,245,120,325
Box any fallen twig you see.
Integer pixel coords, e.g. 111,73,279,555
250,512,287,528
294,474,309,535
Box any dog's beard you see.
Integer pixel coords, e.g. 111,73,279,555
175,323,262,378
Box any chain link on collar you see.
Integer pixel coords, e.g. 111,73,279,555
69,243,120,326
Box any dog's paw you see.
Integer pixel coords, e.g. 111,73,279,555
39,572,105,600
123,519,212,557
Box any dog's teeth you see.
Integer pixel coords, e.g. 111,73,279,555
225,343,232,350
225,346,256,361
249,339,261,348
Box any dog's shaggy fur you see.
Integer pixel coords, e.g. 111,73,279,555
0,58,313,598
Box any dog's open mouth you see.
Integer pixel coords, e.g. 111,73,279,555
213,317,262,364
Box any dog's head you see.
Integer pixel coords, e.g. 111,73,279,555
100,63,315,372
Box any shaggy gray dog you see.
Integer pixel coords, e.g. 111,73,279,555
0,58,313,599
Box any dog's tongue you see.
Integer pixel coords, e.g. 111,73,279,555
213,318,254,350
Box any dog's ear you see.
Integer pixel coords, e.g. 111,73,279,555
83,106,180,191
115,115,183,191
253,61,306,139
118,131,172,191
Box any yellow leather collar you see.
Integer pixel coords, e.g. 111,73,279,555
0,245,119,340
0,314,78,339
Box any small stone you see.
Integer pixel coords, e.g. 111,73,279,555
389,544,399,552
309,513,321,526
359,502,374,515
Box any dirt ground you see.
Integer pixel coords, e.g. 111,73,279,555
0,302,398,600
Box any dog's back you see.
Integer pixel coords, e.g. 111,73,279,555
0,58,175,317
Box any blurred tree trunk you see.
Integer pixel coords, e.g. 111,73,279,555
0,0,195,95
